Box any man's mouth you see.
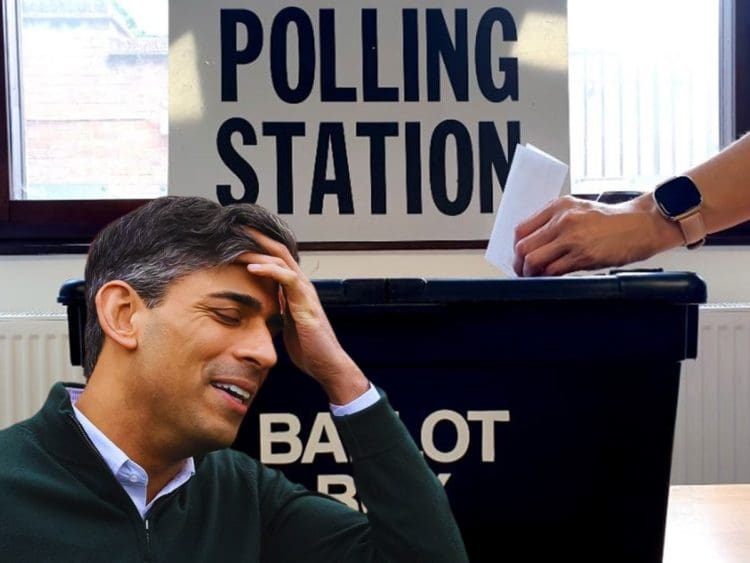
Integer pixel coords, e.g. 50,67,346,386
211,382,252,405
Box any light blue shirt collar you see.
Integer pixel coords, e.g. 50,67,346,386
67,387,195,519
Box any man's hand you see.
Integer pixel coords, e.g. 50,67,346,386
238,230,369,405
513,194,682,276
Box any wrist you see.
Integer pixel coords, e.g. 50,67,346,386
316,355,371,405
330,382,380,416
628,193,685,255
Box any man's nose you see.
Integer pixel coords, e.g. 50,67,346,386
233,323,278,370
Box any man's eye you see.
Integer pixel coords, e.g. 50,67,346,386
213,310,241,324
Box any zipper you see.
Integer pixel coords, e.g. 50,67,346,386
145,517,152,561
65,413,112,471
65,413,153,561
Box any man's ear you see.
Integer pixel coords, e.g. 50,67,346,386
95,281,144,351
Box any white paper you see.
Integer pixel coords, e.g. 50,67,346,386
485,143,569,276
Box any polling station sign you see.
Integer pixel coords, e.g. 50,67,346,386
169,1,568,246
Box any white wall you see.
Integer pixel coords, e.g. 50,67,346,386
1,246,749,313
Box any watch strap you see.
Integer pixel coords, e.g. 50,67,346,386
678,210,706,249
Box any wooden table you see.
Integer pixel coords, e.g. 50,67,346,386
662,484,750,562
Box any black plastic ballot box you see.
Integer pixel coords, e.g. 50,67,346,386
58,270,706,563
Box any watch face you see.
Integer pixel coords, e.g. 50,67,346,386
654,176,702,217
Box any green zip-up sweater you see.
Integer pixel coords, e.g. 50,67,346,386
0,383,469,562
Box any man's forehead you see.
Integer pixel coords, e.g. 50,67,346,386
164,264,278,302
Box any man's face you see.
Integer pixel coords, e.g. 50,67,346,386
132,263,283,455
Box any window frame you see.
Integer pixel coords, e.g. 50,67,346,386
1,0,749,254
700,0,749,243
0,0,153,254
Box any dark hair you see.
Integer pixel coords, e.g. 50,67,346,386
83,196,298,378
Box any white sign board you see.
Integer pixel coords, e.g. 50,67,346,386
169,1,568,247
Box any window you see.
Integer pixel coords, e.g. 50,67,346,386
566,0,750,243
1,0,167,252
1,1,749,252
568,0,722,195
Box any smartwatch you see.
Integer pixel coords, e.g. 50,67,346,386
652,175,706,249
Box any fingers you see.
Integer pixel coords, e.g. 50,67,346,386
237,233,323,329
237,227,310,292
518,236,568,277
245,229,302,274
514,200,570,276
512,196,589,277
245,258,297,286
243,257,316,313
237,229,357,387
514,200,557,244
537,253,580,278
513,211,557,274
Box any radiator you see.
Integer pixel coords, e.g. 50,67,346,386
1,309,748,484
670,304,750,484
0,314,84,430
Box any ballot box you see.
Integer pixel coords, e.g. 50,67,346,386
58,270,706,563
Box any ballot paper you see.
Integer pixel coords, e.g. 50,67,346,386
484,143,569,276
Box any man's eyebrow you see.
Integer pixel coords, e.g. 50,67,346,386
206,291,262,310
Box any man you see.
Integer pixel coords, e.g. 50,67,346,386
0,196,469,562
